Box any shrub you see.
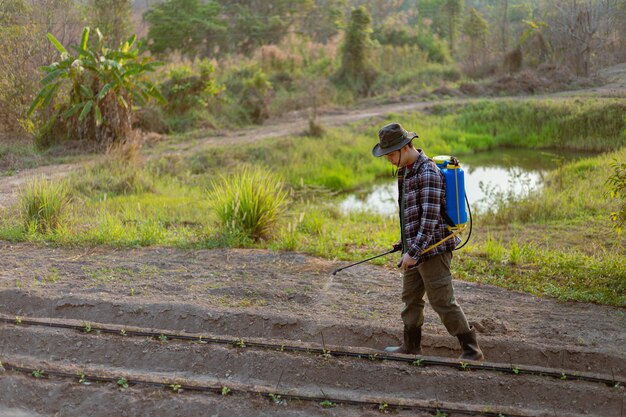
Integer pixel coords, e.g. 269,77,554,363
607,159,626,234
208,167,287,241
28,28,162,149
19,177,70,234
219,63,273,124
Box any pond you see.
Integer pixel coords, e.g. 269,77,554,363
339,148,595,216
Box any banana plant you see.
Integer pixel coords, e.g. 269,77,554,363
28,27,163,146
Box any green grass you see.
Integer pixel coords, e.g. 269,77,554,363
0,98,624,306
455,242,625,306
18,176,70,234
430,98,626,152
208,166,288,241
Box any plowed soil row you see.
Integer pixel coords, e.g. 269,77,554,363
1,243,625,416
1,315,624,415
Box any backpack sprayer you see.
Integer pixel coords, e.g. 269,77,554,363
332,155,472,275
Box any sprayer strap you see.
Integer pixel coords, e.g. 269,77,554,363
415,158,456,228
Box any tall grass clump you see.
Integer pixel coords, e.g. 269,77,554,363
19,177,70,234
208,167,288,241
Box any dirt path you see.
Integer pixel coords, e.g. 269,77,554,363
0,243,624,416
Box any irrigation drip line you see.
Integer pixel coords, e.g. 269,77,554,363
1,315,623,388
0,360,537,417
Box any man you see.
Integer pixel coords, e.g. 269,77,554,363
372,122,484,361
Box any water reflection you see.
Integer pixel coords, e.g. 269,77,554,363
339,149,593,216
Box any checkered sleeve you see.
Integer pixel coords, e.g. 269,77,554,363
405,166,444,259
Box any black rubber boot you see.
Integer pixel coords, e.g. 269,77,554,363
385,327,422,354
457,327,484,361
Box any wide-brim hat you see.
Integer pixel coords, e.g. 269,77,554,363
372,123,418,157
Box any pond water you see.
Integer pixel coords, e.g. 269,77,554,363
339,149,594,216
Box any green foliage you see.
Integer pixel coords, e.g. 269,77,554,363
28,27,162,148
144,0,226,59
607,159,626,234
88,0,132,46
462,7,489,73
158,60,223,131
443,0,464,54
334,6,378,96
19,176,70,234
299,0,346,43
208,167,288,241
220,63,273,124
372,22,451,64
220,1,313,55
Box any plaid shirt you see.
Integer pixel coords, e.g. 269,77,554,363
398,149,460,265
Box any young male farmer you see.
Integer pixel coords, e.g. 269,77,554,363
372,122,484,361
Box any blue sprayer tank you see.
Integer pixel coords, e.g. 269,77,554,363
433,155,468,228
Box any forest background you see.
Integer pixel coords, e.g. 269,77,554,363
1,0,625,139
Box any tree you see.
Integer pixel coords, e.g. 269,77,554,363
543,0,619,76
462,7,489,74
300,0,347,43
28,27,163,148
334,6,378,96
88,0,132,47
144,0,226,59
0,0,84,134
495,0,509,56
216,0,314,55
442,0,463,55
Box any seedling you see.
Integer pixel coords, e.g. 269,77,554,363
129,288,135,296
83,322,92,333
78,374,87,384
158,334,168,342
378,402,389,412
459,361,470,370
268,393,284,404
412,358,424,367
0,361,4,371
169,384,182,393
560,372,567,380
221,386,231,396
117,377,129,389
321,349,332,359
320,399,336,408
435,410,448,417
368,353,379,361
197,336,205,344
120,329,126,336
15,316,22,325
512,366,520,375
32,369,44,378
234,338,246,348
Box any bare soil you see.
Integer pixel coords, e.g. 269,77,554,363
0,243,624,416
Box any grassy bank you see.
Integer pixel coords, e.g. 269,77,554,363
0,97,624,306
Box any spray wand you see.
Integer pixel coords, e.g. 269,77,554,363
331,247,400,276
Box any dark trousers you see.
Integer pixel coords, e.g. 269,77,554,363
401,252,471,336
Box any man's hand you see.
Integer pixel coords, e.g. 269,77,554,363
397,253,417,271
392,242,402,252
